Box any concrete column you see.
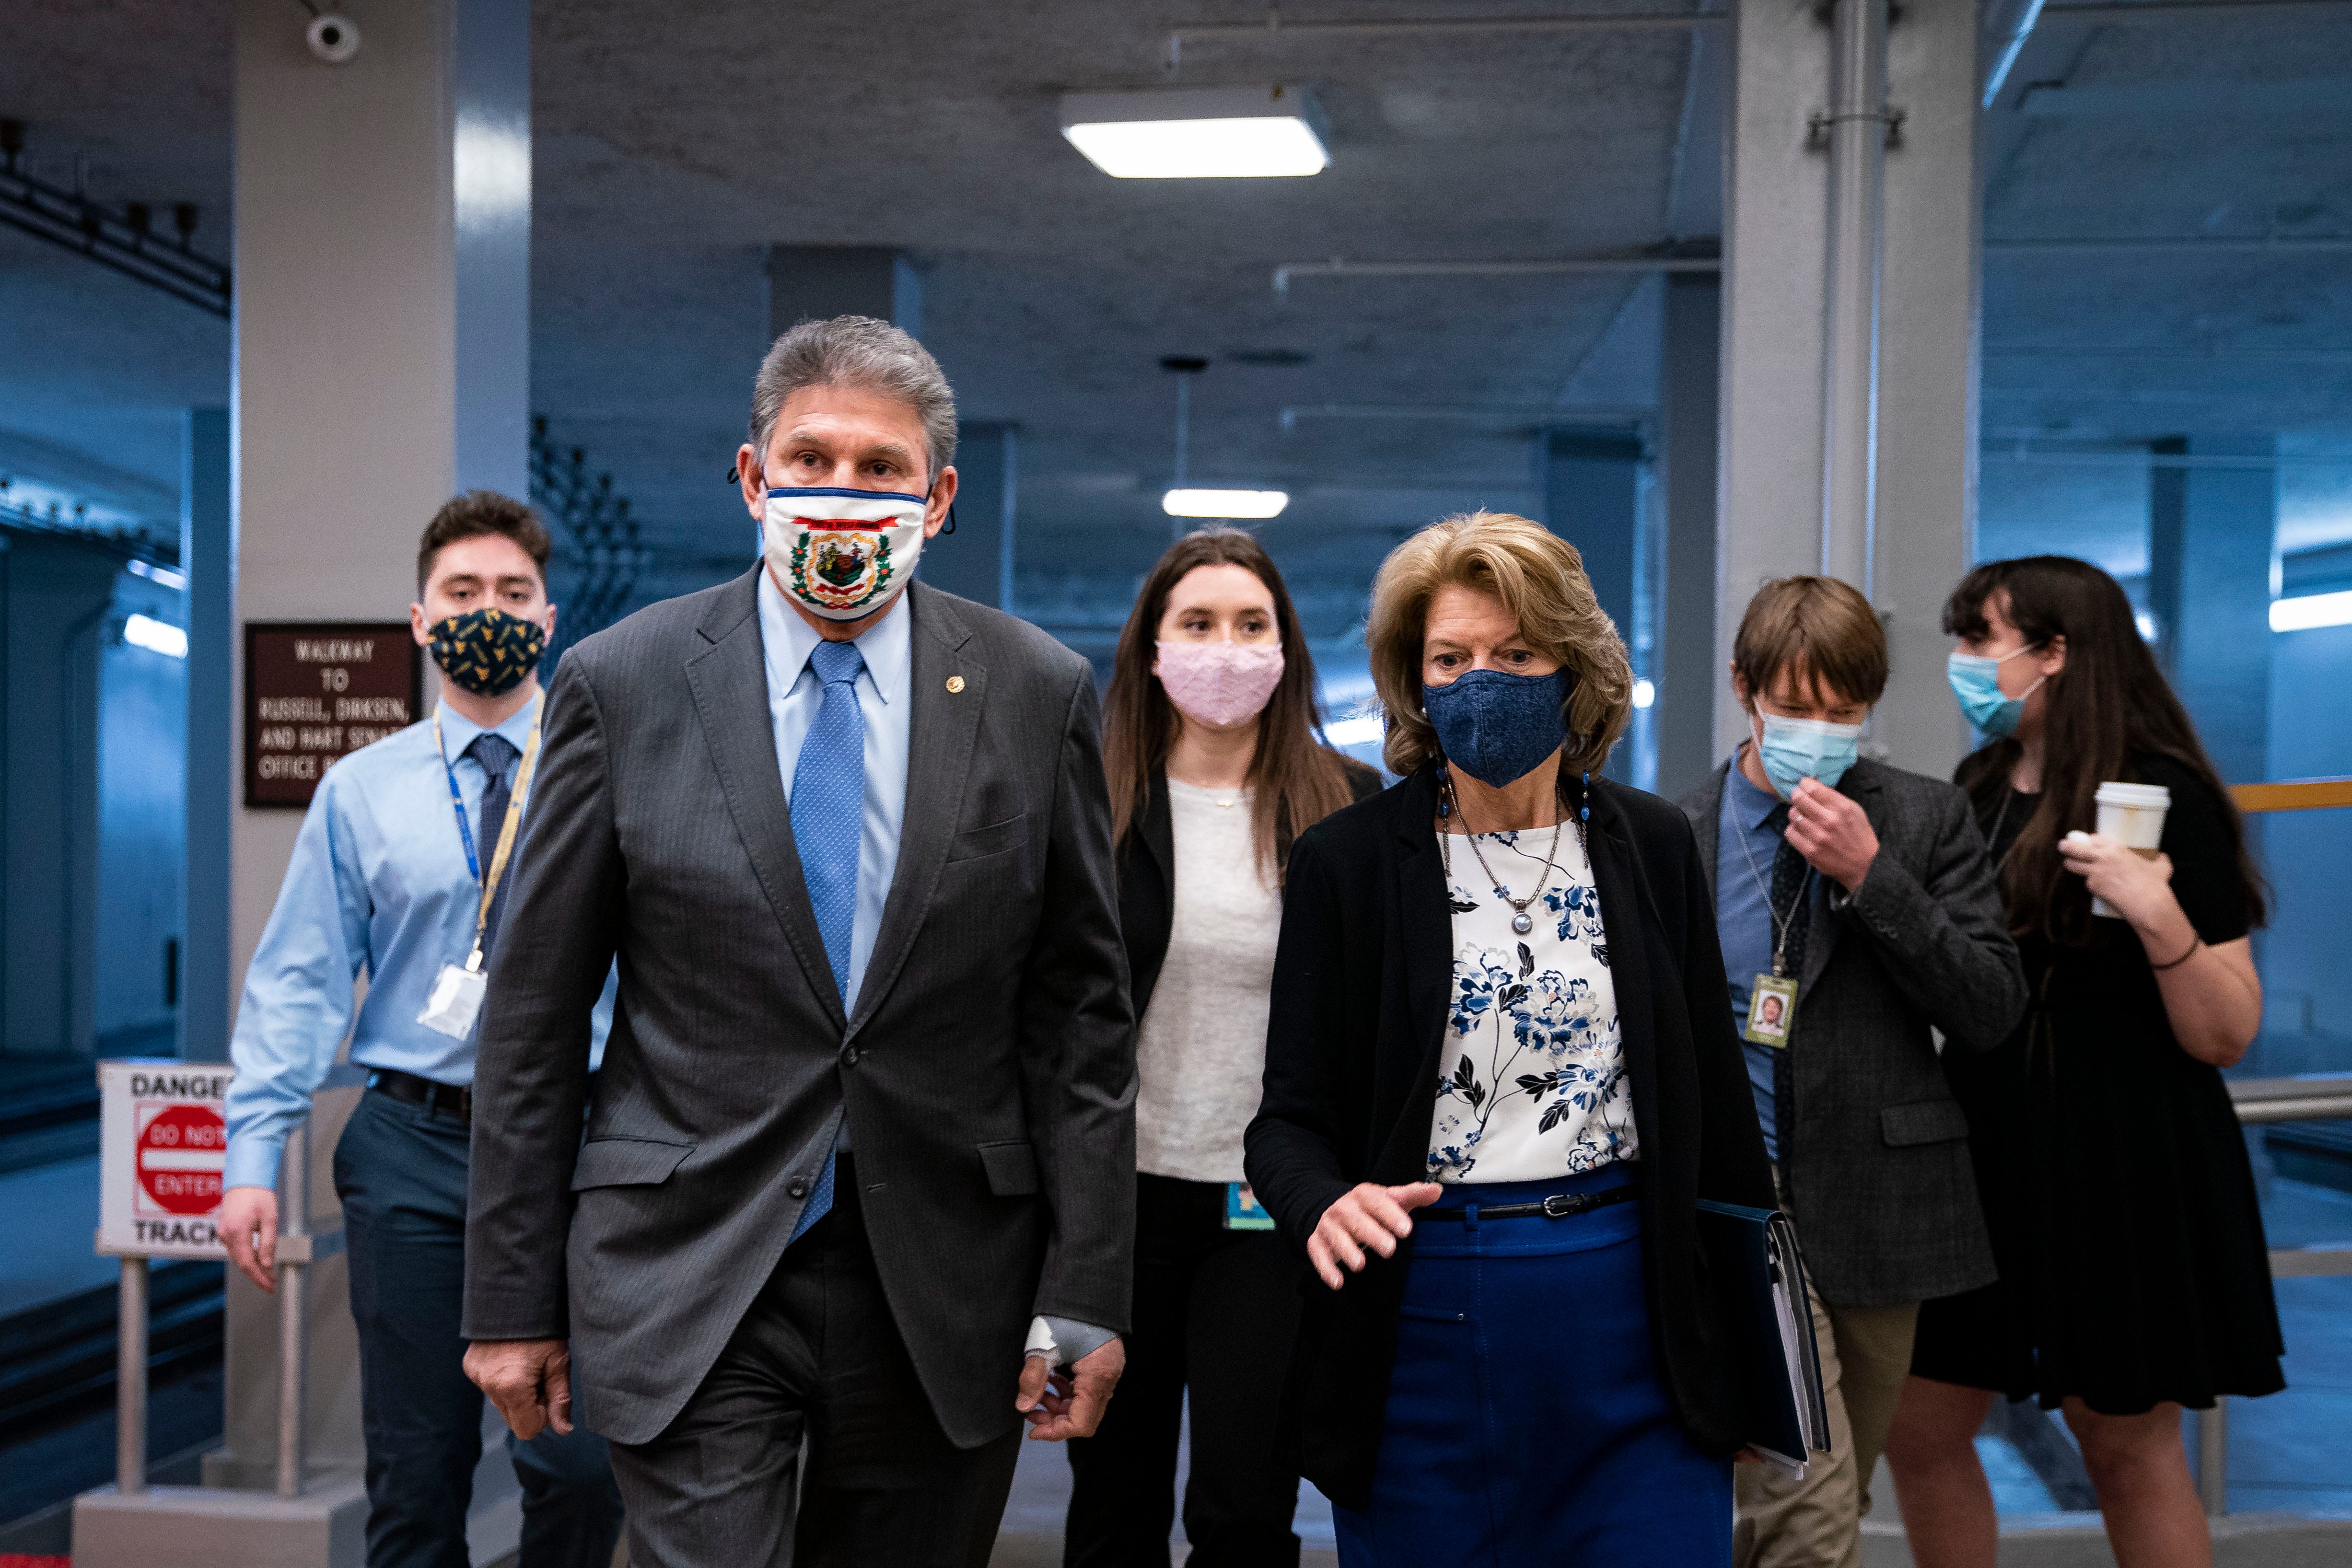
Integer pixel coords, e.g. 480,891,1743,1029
211,0,533,1497
766,245,923,342
920,422,1015,610
1539,428,1647,784
2148,436,2276,786
1717,0,1979,774
181,407,233,1065
1657,274,1721,799
1,538,117,1058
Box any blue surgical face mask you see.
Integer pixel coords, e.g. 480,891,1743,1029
1945,646,2045,739
1423,667,1572,788
1751,712,1864,799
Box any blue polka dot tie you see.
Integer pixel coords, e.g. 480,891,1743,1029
786,638,865,1244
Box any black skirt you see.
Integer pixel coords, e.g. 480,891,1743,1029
1909,759,2285,1415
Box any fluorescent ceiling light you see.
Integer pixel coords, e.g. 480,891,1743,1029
1631,678,1656,710
1060,86,1328,179
1325,714,1384,746
1164,488,1289,519
125,612,188,659
2270,590,2352,632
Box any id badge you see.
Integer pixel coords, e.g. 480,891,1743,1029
1224,1182,1275,1231
1744,974,1798,1047
417,962,488,1039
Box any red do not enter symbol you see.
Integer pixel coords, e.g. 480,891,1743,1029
138,1103,227,1216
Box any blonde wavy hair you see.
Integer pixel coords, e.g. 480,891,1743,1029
1365,511,1633,778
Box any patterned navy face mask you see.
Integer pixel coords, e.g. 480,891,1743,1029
429,607,546,697
1423,667,1574,787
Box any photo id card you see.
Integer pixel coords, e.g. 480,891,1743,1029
1744,974,1798,1048
416,962,487,1040
1225,1182,1275,1231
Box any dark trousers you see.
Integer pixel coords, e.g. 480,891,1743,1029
604,1160,1023,1568
336,1089,626,1568
1064,1174,1304,1568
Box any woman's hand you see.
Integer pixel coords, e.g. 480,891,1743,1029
2058,831,2176,927
1310,1181,1443,1289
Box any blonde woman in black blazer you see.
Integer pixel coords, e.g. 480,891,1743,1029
1246,511,1773,1566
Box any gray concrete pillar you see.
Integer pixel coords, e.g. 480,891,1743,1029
211,0,533,1501
181,407,233,1065
920,423,1015,611
1717,0,1979,775
1657,274,1721,801
1539,428,1647,784
766,245,923,342
2148,436,2276,786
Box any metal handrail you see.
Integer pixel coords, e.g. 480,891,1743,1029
2194,1075,2352,1515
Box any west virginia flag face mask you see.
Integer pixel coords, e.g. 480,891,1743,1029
763,487,929,621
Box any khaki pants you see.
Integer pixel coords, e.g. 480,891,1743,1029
1732,1267,1919,1568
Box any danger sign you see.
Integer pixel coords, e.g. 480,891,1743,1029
98,1060,235,1259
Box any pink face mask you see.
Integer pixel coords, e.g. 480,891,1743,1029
1155,640,1285,728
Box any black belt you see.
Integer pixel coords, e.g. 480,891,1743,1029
1420,1184,1638,1222
369,1068,472,1124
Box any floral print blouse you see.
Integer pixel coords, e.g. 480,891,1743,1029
1425,825,1637,1183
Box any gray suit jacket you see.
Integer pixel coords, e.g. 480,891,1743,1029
1678,757,2024,1306
462,573,1136,1448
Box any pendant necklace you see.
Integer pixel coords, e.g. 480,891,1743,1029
1438,769,1587,935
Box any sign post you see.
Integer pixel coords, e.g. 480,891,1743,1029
96,1060,232,1497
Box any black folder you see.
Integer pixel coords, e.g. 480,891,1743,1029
1696,1200,1832,1477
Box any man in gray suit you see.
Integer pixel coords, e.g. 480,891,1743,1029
1679,576,2024,1568
460,317,1135,1568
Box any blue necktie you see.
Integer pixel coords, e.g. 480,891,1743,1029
786,639,865,1244
466,732,522,959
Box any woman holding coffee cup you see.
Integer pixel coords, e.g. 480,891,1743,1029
1885,556,2280,1568
1064,528,1379,1565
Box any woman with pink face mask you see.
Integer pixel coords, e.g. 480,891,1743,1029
1064,529,1378,1566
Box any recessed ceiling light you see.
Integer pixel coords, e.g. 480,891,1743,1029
1164,488,1290,520
2271,590,2352,633
1061,86,1329,179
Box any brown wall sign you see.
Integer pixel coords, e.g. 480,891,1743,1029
244,622,426,808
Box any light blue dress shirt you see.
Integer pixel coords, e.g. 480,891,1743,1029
757,564,911,1012
1716,753,1798,1163
223,694,614,1191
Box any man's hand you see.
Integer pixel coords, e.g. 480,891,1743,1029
1015,1336,1125,1441
1786,778,1879,893
1309,1181,1443,1290
221,1185,280,1294
464,1338,574,1440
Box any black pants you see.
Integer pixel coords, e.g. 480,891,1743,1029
1064,1174,1304,1568
605,1160,1023,1568
335,1090,626,1568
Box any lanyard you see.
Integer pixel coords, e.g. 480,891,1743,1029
1733,795,1812,980
432,692,545,973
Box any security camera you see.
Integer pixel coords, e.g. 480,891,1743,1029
306,13,361,65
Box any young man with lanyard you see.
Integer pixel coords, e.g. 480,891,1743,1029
221,492,624,1568
1677,577,2025,1568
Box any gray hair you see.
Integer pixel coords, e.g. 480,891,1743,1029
747,315,958,482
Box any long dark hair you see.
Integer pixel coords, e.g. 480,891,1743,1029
1104,529,1356,879
1943,555,2265,945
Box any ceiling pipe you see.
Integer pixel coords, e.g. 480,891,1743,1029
1986,233,2352,254
1272,250,1719,296
2037,0,2352,21
1169,8,1724,66
1816,0,1895,596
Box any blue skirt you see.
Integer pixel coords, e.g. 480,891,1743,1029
1332,1163,1732,1567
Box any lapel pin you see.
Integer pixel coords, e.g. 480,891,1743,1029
945,675,966,694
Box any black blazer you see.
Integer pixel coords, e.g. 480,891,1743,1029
1117,757,1382,1022
1244,765,1775,1510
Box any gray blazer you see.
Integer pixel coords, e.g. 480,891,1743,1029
1678,757,2025,1306
462,573,1136,1448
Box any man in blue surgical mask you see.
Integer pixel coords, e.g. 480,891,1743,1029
1677,576,2025,1568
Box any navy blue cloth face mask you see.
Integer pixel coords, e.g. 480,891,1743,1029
1422,667,1573,787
